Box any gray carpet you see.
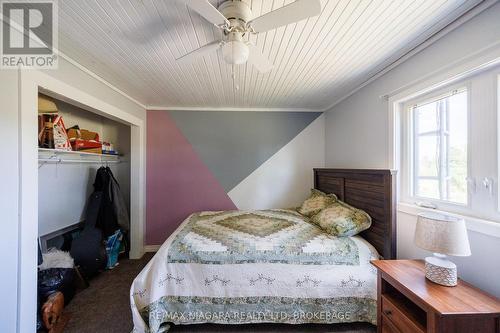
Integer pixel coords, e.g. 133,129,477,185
64,253,154,333
64,253,376,333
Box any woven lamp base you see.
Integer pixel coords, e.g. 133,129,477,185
424,255,457,287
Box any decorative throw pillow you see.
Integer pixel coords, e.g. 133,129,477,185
311,200,371,237
298,189,337,217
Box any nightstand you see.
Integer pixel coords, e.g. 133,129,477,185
371,260,500,333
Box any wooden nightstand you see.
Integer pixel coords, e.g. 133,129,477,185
371,260,500,333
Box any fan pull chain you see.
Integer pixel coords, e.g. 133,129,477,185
231,65,240,91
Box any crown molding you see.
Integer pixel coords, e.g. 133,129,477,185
147,106,324,112
57,52,147,110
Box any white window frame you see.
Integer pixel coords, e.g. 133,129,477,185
396,65,500,223
404,85,470,206
386,49,500,235
497,73,500,214
401,83,472,214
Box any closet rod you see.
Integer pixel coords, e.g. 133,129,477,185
38,158,121,164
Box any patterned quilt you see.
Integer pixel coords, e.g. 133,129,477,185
167,209,359,265
131,209,379,333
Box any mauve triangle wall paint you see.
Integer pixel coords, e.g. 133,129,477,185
146,112,236,245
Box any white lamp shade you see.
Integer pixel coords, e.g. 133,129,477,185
414,212,471,256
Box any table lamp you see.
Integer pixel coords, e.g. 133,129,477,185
414,212,471,287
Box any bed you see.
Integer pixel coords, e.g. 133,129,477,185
131,169,396,333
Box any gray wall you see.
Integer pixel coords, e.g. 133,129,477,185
169,111,321,191
324,4,500,297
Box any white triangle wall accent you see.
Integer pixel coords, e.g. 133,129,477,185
228,114,325,210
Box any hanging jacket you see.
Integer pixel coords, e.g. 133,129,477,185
108,167,130,231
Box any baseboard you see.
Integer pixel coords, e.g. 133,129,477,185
144,245,161,253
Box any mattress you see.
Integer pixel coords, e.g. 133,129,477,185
131,209,379,333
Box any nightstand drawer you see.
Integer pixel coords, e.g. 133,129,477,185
382,294,425,333
381,314,401,333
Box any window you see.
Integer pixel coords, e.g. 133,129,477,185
411,89,468,204
400,67,500,222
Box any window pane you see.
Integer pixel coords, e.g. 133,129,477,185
447,91,468,203
412,89,468,204
416,135,438,177
416,103,438,133
416,179,440,199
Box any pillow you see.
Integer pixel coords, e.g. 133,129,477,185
310,200,371,237
297,189,337,217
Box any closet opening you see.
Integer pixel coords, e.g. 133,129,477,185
36,89,138,331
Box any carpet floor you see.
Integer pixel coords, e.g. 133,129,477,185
64,253,376,333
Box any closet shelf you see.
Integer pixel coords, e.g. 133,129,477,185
38,148,121,158
38,148,122,166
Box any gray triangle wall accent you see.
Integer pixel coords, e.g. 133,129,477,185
169,111,323,192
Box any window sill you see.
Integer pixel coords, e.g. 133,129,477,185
397,202,500,239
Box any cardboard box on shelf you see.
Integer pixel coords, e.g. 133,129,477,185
70,138,102,154
67,126,100,141
80,129,99,141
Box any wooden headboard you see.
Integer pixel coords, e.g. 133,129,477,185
314,169,397,259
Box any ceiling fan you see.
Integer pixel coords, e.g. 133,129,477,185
177,0,322,73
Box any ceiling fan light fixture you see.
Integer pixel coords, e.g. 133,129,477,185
222,40,249,65
178,0,322,72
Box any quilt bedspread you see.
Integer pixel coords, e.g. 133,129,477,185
167,209,359,265
131,209,379,333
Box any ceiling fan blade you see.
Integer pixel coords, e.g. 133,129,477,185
184,0,230,28
176,41,222,64
247,43,273,73
249,0,321,33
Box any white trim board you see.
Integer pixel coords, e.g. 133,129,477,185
144,245,161,253
398,203,500,239
382,41,500,101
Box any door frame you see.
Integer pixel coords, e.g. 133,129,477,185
18,69,145,332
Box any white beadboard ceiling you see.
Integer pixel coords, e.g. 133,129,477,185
55,0,481,110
